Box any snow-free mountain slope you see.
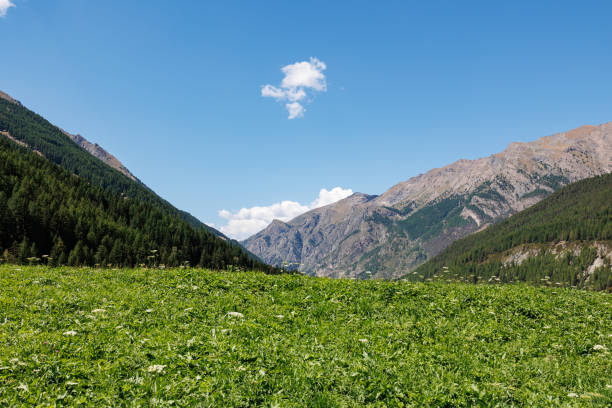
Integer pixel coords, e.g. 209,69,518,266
243,123,612,279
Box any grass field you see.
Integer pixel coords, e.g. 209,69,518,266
0,265,610,407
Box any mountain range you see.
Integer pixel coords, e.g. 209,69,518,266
243,123,612,279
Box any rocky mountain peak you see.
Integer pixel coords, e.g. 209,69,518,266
244,122,612,279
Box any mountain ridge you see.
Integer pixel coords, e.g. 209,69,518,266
243,122,612,279
0,88,265,261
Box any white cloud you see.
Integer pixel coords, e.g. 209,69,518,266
261,57,327,119
286,102,305,119
281,58,327,91
310,187,354,209
219,187,353,240
0,0,15,17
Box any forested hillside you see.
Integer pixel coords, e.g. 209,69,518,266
0,96,219,234
0,137,280,272
413,173,612,290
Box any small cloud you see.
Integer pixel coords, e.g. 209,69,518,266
0,0,15,17
281,58,327,91
218,187,353,240
261,57,327,119
286,102,305,119
311,187,354,209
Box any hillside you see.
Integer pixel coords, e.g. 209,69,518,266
413,173,612,290
1,265,610,406
0,91,220,235
0,135,278,272
244,123,612,279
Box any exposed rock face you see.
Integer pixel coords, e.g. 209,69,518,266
62,131,138,181
501,241,612,283
243,123,612,279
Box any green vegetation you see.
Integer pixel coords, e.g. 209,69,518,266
0,98,215,233
0,138,278,272
0,265,610,406
394,197,468,240
415,174,612,290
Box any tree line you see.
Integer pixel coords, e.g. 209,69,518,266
0,138,281,273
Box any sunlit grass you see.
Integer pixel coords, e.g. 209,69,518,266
0,265,610,406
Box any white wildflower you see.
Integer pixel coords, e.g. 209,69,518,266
16,383,28,392
259,369,266,376
226,312,244,318
358,338,369,343
275,315,284,319
147,365,166,373
63,330,77,336
145,309,153,313
592,344,607,351
91,309,105,313
567,392,578,398
66,381,78,386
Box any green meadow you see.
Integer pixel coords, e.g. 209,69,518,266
0,265,610,407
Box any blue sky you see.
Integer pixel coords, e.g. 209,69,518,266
2,1,612,239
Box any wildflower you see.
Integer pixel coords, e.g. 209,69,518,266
63,330,77,336
259,369,266,376
592,344,607,351
91,309,105,313
567,392,578,398
145,309,153,313
226,312,244,318
275,315,284,319
359,338,368,343
16,383,28,392
147,365,166,373
66,381,78,386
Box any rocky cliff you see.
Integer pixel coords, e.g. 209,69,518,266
243,123,612,279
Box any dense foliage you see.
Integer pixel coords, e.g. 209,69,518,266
0,138,279,272
415,173,612,290
0,98,215,233
0,265,610,406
